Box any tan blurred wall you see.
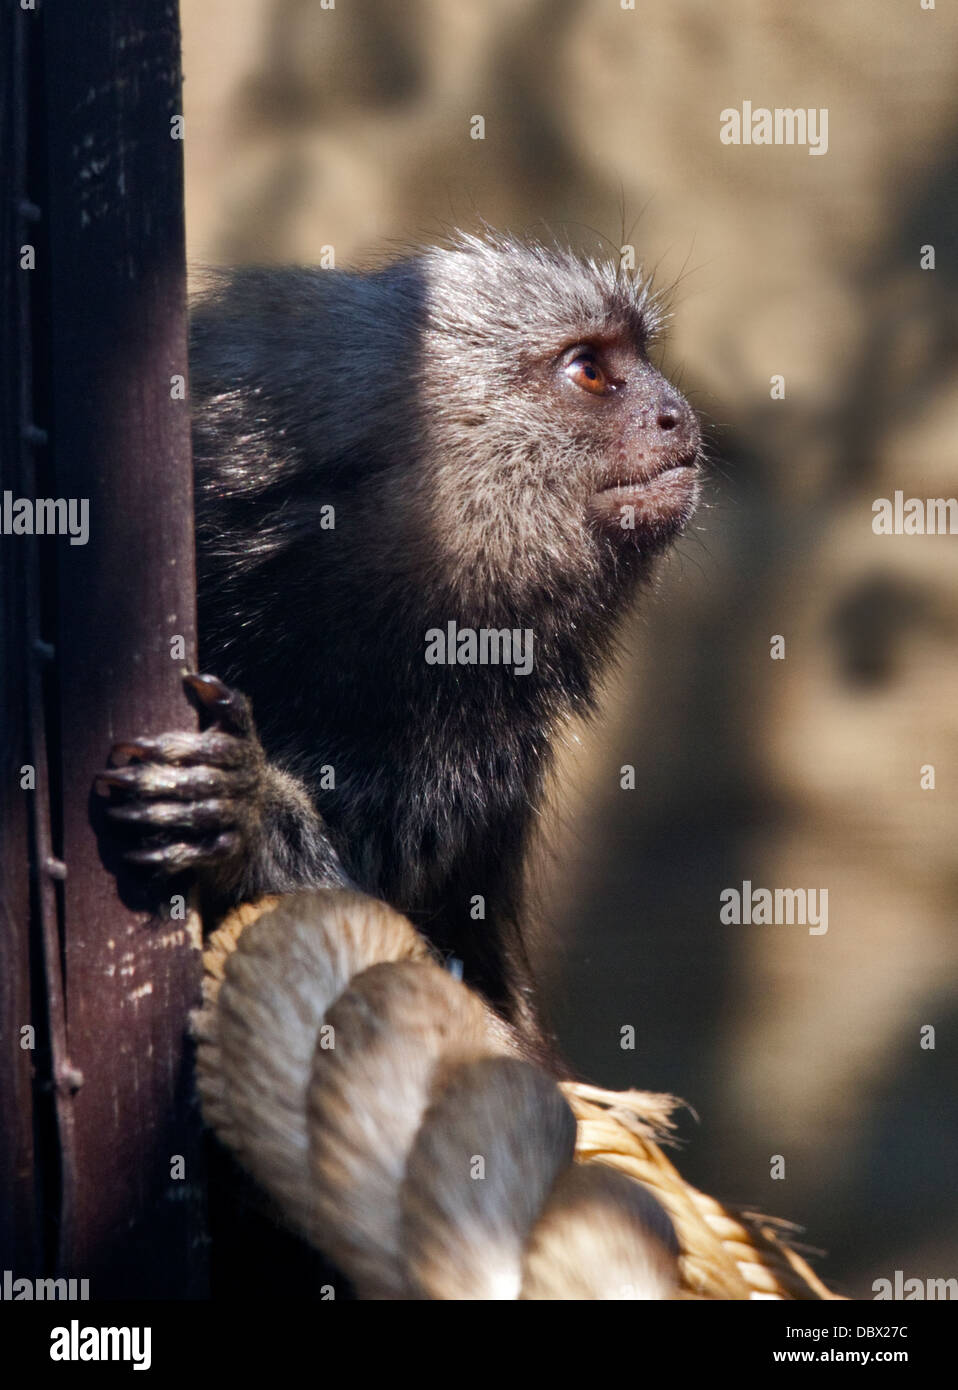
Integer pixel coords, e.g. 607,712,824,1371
181,0,958,1296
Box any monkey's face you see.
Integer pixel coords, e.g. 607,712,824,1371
555,338,701,545
412,236,702,618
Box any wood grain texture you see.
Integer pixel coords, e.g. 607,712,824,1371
43,0,207,1296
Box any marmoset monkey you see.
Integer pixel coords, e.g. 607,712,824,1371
100,231,702,1066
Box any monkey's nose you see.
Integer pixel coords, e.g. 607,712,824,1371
653,390,699,459
655,392,691,435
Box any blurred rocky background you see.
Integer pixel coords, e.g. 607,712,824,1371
181,0,958,1297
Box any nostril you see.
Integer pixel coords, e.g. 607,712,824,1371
655,394,686,432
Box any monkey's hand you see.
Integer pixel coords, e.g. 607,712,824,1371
96,672,350,906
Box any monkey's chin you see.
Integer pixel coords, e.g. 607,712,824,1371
587,465,699,546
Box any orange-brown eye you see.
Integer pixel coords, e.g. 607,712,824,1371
565,352,609,396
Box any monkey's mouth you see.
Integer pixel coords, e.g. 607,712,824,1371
588,459,700,541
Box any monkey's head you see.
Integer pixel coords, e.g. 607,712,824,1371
399,232,702,623
193,233,703,705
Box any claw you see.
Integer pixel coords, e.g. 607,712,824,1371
97,764,231,800
106,798,238,832
95,767,143,791
183,672,232,708
183,672,251,735
124,830,241,871
109,741,152,764
104,731,249,771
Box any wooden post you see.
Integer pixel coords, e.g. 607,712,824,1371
32,0,207,1295
0,0,41,1275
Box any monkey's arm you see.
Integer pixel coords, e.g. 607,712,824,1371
97,673,352,908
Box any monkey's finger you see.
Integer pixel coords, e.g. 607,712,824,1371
107,731,250,769
183,672,253,737
123,832,242,872
96,763,241,799
106,799,240,833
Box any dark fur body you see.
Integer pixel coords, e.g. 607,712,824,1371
127,234,701,1059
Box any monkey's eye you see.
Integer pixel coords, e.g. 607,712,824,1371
564,349,611,396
